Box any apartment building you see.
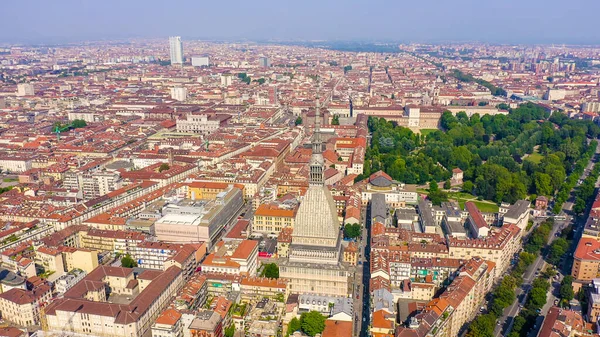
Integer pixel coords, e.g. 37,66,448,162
200,240,258,276
239,276,288,302
63,170,122,200
60,246,99,273
34,246,65,277
447,224,521,279
0,284,52,326
572,238,600,282
80,228,147,254
44,266,184,337
395,257,495,337
151,309,183,337
54,269,87,296
441,258,495,337
252,203,297,235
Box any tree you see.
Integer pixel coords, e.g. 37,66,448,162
121,254,137,268
443,180,451,190
344,223,361,239
72,119,87,128
547,238,568,265
343,65,352,74
158,163,170,172
560,276,574,301
287,317,301,336
428,189,448,206
534,172,553,197
295,117,303,126
224,325,235,337
331,114,340,125
462,181,474,193
300,311,326,336
261,263,279,279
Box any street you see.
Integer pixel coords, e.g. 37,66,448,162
495,141,600,337
353,203,372,337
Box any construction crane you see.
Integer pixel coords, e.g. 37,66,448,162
52,122,72,141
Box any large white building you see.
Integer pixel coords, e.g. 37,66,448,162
220,73,233,87
191,56,209,67
154,186,244,246
63,170,122,200
582,101,600,113
0,155,34,173
17,83,35,96
176,113,227,135
169,36,184,65
170,87,187,101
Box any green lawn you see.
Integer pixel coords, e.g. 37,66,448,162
3,178,17,183
419,129,439,137
524,152,544,164
458,200,499,213
419,189,500,213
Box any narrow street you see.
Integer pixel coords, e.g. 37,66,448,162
354,203,372,337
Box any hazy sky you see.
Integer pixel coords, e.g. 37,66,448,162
2,0,599,44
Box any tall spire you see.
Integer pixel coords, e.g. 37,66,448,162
309,81,325,186
312,85,322,154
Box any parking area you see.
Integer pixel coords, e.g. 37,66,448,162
249,236,277,256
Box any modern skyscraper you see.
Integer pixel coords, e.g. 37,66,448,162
280,91,350,297
259,56,270,67
169,36,184,65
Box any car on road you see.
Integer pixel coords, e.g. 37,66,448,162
554,299,559,305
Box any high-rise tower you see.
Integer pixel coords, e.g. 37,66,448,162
169,36,184,65
280,89,350,297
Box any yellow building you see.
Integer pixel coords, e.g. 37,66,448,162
35,247,65,276
411,282,436,301
343,242,358,265
276,227,293,258
80,229,146,254
61,247,99,273
0,285,52,326
252,203,297,235
186,181,245,200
